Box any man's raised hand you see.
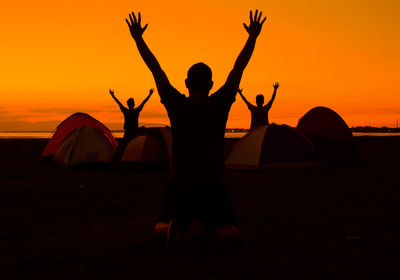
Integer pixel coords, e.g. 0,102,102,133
273,82,280,90
243,10,266,38
109,89,115,96
126,12,148,39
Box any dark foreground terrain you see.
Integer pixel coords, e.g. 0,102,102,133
1,137,400,279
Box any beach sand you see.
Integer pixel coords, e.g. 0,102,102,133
1,137,400,279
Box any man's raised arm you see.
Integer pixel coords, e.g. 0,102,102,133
237,88,254,108
126,12,171,97
265,82,279,109
109,89,127,112
225,10,266,90
137,88,154,111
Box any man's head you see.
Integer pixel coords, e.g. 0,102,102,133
256,94,264,106
185,63,213,100
127,98,135,109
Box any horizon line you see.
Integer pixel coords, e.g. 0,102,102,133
1,126,400,133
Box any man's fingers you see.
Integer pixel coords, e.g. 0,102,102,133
138,12,141,25
132,12,137,23
258,11,262,22
129,14,134,25
254,10,258,22
125,18,131,27
261,17,267,25
243,23,249,32
249,10,253,23
143,23,148,32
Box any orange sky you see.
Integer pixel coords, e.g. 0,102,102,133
1,0,399,130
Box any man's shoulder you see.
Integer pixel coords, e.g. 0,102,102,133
121,107,129,114
248,104,257,111
212,83,236,95
210,83,237,104
160,85,187,105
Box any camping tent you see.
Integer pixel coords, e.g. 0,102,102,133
114,127,172,170
297,106,358,165
52,126,116,167
42,112,117,159
225,124,323,169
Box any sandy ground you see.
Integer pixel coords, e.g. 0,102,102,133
1,137,400,279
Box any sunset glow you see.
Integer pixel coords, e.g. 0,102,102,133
1,0,399,131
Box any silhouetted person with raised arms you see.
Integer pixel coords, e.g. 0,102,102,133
126,10,266,245
238,82,280,130
109,88,154,139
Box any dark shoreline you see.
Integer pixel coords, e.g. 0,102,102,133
1,136,400,279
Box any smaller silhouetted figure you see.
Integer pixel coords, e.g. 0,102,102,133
109,88,154,139
238,82,280,130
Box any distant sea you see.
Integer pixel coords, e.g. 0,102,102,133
0,131,400,139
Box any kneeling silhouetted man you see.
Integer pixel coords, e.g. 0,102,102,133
126,10,266,246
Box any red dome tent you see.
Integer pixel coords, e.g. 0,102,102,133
297,106,358,165
225,124,323,169
41,113,118,159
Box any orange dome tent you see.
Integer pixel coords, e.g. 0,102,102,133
225,124,323,169
114,127,172,170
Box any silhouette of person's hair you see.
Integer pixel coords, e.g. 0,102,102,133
127,98,135,109
186,63,213,90
256,94,264,106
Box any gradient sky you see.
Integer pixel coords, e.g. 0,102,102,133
1,0,399,131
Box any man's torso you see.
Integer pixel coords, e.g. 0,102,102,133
161,84,235,175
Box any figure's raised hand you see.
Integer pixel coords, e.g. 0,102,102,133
126,12,148,39
243,10,266,38
149,88,154,94
109,89,115,96
237,88,243,94
273,82,280,89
